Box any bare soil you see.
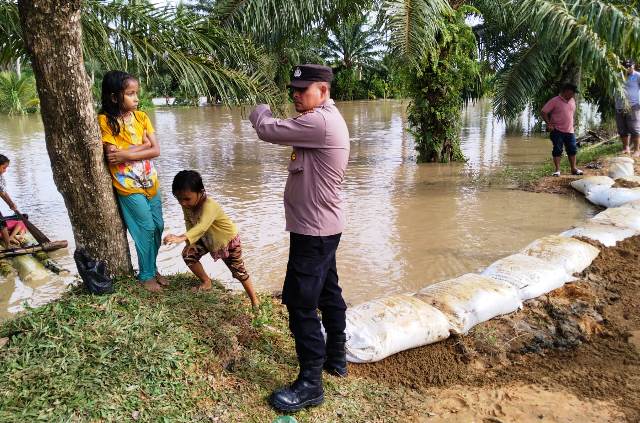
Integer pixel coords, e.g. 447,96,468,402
352,236,640,422
528,154,640,195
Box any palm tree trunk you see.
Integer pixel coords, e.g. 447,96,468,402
18,0,133,276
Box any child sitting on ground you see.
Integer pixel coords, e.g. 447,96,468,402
0,154,23,247
163,170,260,308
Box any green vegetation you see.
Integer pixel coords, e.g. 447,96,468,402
477,139,623,188
3,0,640,162
0,71,38,115
0,275,415,422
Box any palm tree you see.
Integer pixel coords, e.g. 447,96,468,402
322,12,382,73
473,0,640,121
0,71,38,115
1,0,280,104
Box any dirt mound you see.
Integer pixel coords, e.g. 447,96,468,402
353,236,640,421
350,338,469,388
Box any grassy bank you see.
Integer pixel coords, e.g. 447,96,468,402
0,275,411,422
476,139,622,188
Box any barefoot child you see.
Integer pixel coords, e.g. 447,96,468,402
99,70,167,292
163,170,260,308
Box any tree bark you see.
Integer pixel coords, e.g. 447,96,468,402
18,0,132,276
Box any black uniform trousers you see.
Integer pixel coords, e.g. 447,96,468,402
282,232,347,364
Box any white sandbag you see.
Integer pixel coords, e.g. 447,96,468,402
345,294,451,363
481,254,571,301
608,157,635,179
585,187,640,208
621,199,640,210
569,176,614,195
520,235,600,275
560,223,637,247
415,274,522,334
591,207,640,231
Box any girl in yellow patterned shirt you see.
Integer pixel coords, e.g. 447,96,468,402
98,70,166,292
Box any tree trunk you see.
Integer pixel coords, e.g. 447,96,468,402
18,0,132,276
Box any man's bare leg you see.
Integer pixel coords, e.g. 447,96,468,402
553,156,562,173
569,155,578,173
632,135,640,157
622,134,631,154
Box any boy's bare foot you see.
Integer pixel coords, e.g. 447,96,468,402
191,280,212,292
156,272,170,287
142,278,162,292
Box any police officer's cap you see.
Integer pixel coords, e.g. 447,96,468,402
287,64,334,89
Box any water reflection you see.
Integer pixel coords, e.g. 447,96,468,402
0,100,595,317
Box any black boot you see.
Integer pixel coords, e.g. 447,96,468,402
269,360,324,412
324,333,348,377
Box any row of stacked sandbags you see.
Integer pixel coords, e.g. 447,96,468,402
345,156,640,364
345,235,600,363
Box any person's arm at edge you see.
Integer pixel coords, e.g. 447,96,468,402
249,104,326,147
541,100,555,132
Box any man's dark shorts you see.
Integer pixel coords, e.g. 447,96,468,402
615,107,640,136
550,130,577,157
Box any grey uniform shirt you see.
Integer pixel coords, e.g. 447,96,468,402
249,99,350,236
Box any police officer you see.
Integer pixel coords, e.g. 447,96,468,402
249,64,350,412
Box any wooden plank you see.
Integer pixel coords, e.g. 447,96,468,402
0,240,67,259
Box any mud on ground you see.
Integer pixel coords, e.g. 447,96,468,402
528,154,640,195
351,236,640,422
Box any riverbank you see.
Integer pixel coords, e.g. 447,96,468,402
1,231,639,421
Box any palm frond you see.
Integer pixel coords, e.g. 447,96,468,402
382,0,452,65
82,1,279,104
492,43,555,119
0,1,26,66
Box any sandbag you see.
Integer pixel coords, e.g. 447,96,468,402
560,223,637,247
608,157,635,179
591,207,640,231
481,254,571,301
585,187,640,208
520,235,600,275
621,199,640,210
570,176,614,195
415,274,522,334
345,294,451,363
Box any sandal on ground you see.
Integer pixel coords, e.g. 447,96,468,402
551,171,561,177
571,169,584,175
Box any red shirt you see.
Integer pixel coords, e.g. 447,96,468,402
542,96,576,134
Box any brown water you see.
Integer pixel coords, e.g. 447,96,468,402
0,100,596,318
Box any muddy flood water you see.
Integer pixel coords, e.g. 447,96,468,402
0,100,597,318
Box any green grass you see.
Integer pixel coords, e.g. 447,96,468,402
474,140,623,188
0,275,414,422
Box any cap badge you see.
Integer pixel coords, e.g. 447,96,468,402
293,68,302,78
